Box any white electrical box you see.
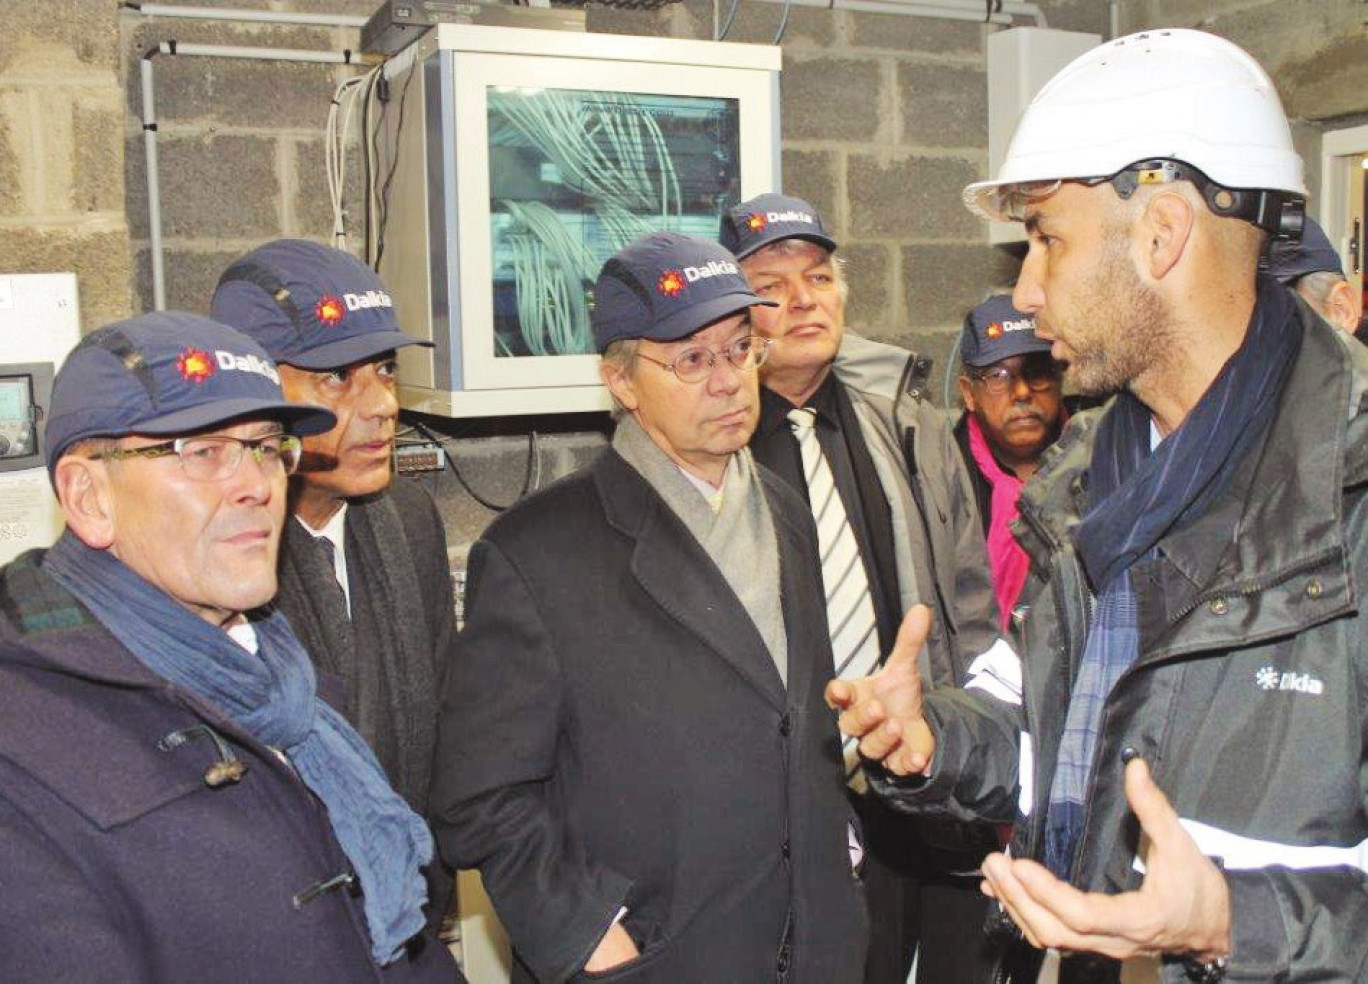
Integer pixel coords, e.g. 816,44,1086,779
376,24,782,418
0,273,81,564
986,27,1101,245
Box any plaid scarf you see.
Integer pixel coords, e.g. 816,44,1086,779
1043,276,1301,879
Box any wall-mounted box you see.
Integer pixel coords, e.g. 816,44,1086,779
986,27,1100,245
376,24,782,418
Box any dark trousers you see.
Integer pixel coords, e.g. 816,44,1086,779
853,790,995,984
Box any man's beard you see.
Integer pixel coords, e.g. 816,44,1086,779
1048,234,1172,397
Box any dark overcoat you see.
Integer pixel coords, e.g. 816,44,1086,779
0,551,458,983
430,449,869,984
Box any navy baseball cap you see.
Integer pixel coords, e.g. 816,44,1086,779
591,232,776,352
959,295,1052,368
45,311,336,475
719,193,838,260
210,239,425,370
1263,217,1344,285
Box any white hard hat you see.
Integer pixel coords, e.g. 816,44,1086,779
964,29,1305,235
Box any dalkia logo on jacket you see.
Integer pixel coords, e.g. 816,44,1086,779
1255,666,1324,695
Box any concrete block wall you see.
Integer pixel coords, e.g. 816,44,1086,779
10,0,1355,553
0,0,131,329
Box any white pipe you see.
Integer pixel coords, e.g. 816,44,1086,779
840,0,1013,23
140,41,378,311
157,41,379,64
742,0,1042,23
126,3,368,29
139,55,166,311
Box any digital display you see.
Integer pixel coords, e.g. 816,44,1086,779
0,375,34,459
0,377,28,421
487,87,742,358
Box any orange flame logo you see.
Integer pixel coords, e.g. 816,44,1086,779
176,347,216,384
745,213,767,232
985,322,1004,339
315,294,345,327
657,270,685,297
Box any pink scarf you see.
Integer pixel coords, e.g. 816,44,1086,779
965,414,1031,631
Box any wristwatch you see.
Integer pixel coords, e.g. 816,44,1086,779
1181,953,1228,982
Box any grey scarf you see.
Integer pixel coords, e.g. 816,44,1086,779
613,416,788,684
275,492,438,812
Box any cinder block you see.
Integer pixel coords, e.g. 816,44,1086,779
902,243,1019,332
841,242,891,336
0,226,133,329
1033,0,1110,36
898,62,985,149
589,4,689,40
782,56,884,143
695,0,837,48
295,138,338,242
73,93,126,215
126,132,280,240
1119,0,1267,33
0,0,120,74
132,246,243,315
780,149,839,231
848,154,980,240
0,95,24,216
848,11,983,56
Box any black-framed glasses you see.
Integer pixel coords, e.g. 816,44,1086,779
636,334,773,384
968,356,1062,397
91,432,302,482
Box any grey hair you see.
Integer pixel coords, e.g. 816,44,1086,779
1295,270,1347,311
742,239,849,304
600,338,641,419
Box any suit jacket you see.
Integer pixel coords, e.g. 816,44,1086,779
430,449,869,984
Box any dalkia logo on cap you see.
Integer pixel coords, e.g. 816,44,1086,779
177,348,217,384
744,213,767,232
767,210,816,225
657,270,686,297
214,350,281,385
683,259,739,283
316,295,346,327
344,289,393,311
986,318,1034,340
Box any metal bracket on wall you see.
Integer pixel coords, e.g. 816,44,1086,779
136,40,382,310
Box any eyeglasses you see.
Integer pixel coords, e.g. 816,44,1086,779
968,357,1062,397
635,334,773,384
91,432,302,482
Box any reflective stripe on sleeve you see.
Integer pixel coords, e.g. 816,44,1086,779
1019,731,1035,819
1133,817,1368,875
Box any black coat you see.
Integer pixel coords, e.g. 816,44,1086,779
0,552,459,983
430,449,869,984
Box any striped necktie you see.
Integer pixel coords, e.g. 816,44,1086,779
788,407,880,788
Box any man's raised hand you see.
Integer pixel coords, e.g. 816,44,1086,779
825,604,936,776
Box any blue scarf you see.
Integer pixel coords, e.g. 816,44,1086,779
1043,276,1302,879
44,531,433,965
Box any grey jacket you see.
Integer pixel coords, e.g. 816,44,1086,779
834,332,1001,687
878,302,1368,981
